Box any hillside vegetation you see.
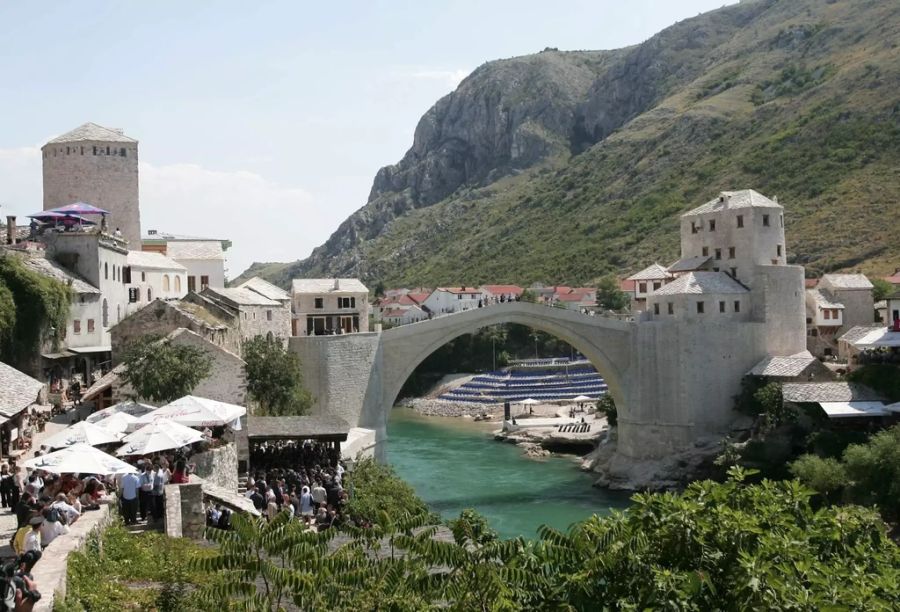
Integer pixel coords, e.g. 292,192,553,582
238,0,900,288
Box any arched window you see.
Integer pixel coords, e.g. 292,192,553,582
266,331,274,343
147,288,152,302
174,276,181,293
102,299,109,327
162,275,170,292
104,263,108,280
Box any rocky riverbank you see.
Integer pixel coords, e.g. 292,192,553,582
398,397,502,419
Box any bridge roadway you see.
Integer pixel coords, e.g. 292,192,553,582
290,299,775,462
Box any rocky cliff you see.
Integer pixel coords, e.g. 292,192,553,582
238,0,900,288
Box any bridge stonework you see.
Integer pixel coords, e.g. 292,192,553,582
289,265,805,463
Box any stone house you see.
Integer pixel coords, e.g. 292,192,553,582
142,230,231,290
236,276,291,308
0,361,46,460
805,273,874,358
200,286,291,344
421,287,481,315
291,278,369,336
626,264,673,309
746,353,834,383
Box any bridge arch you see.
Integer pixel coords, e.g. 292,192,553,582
375,302,634,431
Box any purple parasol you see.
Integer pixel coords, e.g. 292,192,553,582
46,202,109,215
28,211,96,225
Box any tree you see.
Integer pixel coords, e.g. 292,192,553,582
242,336,312,416
595,274,629,310
596,393,617,426
120,336,212,403
519,289,537,303
871,277,893,302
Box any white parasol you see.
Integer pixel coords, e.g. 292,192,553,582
85,401,156,424
116,419,205,456
137,395,246,428
517,398,540,405
23,443,137,475
40,421,123,449
93,412,140,435
571,395,593,403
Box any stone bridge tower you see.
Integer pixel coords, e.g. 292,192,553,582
42,122,141,246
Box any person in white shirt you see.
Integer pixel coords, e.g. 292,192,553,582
24,516,42,553
52,493,81,525
138,464,154,522
39,509,69,547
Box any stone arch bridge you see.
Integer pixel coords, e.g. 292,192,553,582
290,300,785,462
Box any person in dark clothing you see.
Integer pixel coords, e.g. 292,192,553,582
248,486,265,511
14,494,34,529
271,481,283,507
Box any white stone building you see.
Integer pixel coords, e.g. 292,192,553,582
125,250,187,315
805,273,874,358
422,287,482,315
381,304,428,326
626,263,673,308
291,279,369,336
42,123,142,247
142,230,230,290
647,272,750,321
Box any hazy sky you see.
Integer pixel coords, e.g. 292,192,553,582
0,0,734,276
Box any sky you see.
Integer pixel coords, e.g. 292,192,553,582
0,0,735,277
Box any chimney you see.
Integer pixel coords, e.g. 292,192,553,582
773,195,778,203
333,278,340,290
6,216,15,245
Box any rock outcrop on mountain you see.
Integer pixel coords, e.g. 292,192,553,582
238,0,900,288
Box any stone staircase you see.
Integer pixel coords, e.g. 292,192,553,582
238,475,248,495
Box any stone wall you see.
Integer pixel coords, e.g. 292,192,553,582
170,329,247,405
237,302,292,343
191,441,239,492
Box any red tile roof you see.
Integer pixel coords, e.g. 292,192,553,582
440,287,482,295
805,278,819,289
620,279,636,292
406,292,430,304
480,284,524,296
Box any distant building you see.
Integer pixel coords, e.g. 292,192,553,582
0,361,46,459
42,123,142,246
422,287,482,315
626,263,674,309
291,278,369,336
884,268,900,290
382,304,428,326
236,276,291,309
806,274,874,358
142,230,231,290
200,286,292,344
479,285,524,302
373,292,428,323
125,250,187,314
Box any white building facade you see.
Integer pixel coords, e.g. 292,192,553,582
125,250,187,315
291,279,370,336
142,231,230,290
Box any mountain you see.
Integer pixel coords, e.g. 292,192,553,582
238,0,900,289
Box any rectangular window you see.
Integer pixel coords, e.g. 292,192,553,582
187,276,196,292
667,302,674,315
776,245,783,257
652,281,661,291
128,287,139,303
736,215,744,228
780,214,784,227
123,266,131,284
734,300,741,313
338,296,357,309
824,309,831,320
702,247,709,257
763,214,770,227
267,310,272,321
73,320,81,334
200,275,209,290
719,301,726,313
87,319,95,333
314,297,324,309
697,301,705,314
653,303,660,315
730,267,737,278
691,221,698,234
728,247,735,259
638,282,647,294
715,248,722,260
832,309,840,319
709,219,716,232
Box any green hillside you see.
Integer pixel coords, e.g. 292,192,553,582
238,0,900,289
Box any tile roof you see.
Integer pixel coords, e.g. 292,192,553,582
0,361,44,418
807,288,844,309
126,250,186,271
291,278,368,294
619,279,636,292
821,273,873,290
203,286,281,307
804,278,819,289
838,325,883,345
247,415,351,439
627,263,672,281
480,284,524,296
842,327,900,348
651,271,748,296
18,255,100,295
748,355,818,377
237,277,289,301
46,123,136,144
782,382,885,403
439,287,482,295
165,240,225,260
683,189,782,216
406,292,430,304
668,255,712,273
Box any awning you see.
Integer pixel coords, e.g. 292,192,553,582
41,350,75,360
851,328,900,349
818,401,887,418
68,345,112,354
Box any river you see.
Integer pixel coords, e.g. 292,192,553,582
387,408,632,540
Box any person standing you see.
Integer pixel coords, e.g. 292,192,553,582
8,465,21,509
138,464,153,522
0,464,11,508
120,470,140,525
151,463,165,523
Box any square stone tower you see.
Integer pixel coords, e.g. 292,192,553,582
42,122,141,246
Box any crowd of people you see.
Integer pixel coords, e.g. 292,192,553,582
117,454,193,526
238,440,349,532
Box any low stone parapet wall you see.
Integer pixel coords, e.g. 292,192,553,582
34,502,114,611
191,441,238,492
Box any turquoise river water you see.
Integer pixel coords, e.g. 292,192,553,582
386,408,632,540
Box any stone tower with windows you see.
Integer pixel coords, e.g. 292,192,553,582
42,122,141,246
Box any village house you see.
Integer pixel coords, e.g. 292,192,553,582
806,273,875,358
124,250,187,314
200,285,292,344
291,278,369,336
884,268,900,290
236,276,291,309
422,287,482,315
0,361,46,461
373,292,429,324
142,229,231,290
479,284,524,303
626,263,674,309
